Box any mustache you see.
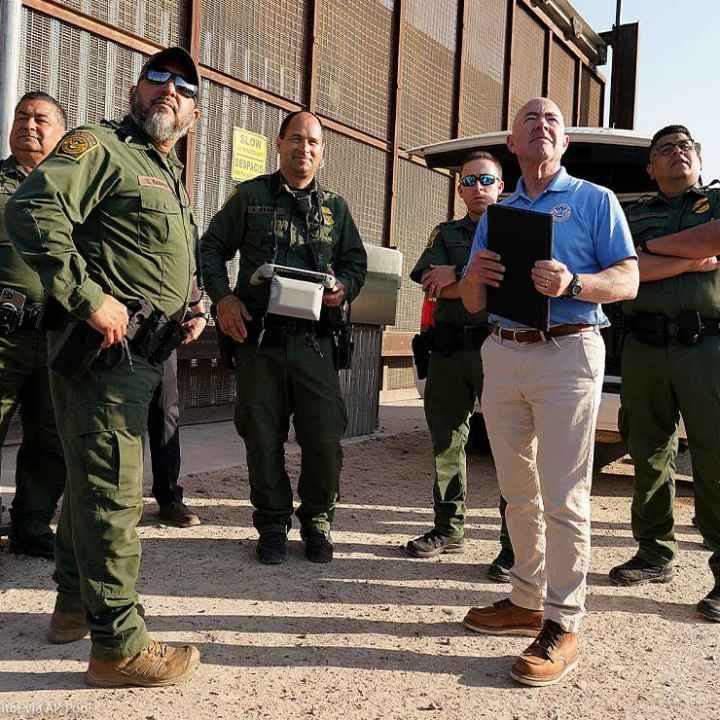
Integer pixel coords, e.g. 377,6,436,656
151,98,178,113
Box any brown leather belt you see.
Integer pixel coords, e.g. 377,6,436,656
491,324,594,344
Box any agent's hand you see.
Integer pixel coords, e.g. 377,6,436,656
182,314,208,344
465,249,505,287
217,295,252,342
532,259,573,297
421,265,456,298
323,280,346,308
87,294,129,348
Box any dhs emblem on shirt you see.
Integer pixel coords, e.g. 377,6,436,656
551,203,572,222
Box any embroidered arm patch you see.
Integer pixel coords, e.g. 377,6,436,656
55,131,99,161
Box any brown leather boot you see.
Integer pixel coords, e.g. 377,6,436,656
85,639,200,688
510,620,579,687
463,598,543,636
47,603,146,645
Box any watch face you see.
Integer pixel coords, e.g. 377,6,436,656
566,275,581,297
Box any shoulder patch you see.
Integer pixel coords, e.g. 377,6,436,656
426,226,441,249
55,131,99,161
692,197,711,214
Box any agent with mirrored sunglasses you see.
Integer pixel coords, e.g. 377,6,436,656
407,151,515,583
6,46,204,688
143,68,199,99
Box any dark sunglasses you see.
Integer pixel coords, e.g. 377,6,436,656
460,173,500,187
652,139,695,157
143,69,198,99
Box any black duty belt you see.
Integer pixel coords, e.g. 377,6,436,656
428,322,488,355
625,311,720,347
20,303,44,330
0,302,44,335
246,317,328,347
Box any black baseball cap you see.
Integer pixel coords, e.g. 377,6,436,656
140,47,200,91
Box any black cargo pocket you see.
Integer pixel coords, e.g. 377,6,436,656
81,429,143,509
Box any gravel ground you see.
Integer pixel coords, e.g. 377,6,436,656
0,430,717,720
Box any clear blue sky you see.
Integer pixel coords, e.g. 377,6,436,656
570,0,720,180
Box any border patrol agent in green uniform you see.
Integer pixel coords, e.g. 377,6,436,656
609,125,720,622
202,110,367,566
0,92,67,559
6,47,205,685
405,152,514,580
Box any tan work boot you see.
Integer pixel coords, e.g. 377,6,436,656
510,620,579,687
47,609,90,644
85,639,200,688
463,598,543,636
47,603,146,645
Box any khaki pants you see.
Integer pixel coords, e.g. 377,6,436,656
481,329,605,632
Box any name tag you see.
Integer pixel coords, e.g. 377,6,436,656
138,176,172,191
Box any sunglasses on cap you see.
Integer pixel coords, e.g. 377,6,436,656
460,173,500,187
143,69,198,99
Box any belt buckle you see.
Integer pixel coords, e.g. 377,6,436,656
510,327,530,343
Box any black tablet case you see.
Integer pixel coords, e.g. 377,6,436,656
486,204,554,331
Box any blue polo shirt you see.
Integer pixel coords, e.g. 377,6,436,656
467,167,636,327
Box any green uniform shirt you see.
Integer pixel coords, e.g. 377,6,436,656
5,116,196,321
624,184,720,318
201,171,367,317
0,156,45,304
410,214,487,326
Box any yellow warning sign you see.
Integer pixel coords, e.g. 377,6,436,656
231,128,267,182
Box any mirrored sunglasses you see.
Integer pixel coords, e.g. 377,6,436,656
143,69,198,99
460,173,500,187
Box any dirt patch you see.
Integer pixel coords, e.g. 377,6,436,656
0,431,716,720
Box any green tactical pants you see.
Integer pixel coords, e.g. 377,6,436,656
0,329,65,541
234,333,347,535
49,334,160,660
621,333,720,571
424,347,511,547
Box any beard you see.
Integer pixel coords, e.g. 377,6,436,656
131,93,192,145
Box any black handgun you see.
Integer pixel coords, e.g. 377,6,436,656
411,330,432,380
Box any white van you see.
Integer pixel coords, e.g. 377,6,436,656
409,128,688,444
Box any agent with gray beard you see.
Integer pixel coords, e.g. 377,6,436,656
6,47,203,688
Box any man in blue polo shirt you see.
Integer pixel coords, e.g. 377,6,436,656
458,97,638,687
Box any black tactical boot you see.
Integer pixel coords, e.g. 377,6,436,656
488,547,515,583
303,529,334,563
609,555,674,586
256,531,288,565
697,570,720,622
8,527,55,560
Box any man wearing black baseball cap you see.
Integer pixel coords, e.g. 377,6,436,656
7,45,204,687
140,46,200,93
